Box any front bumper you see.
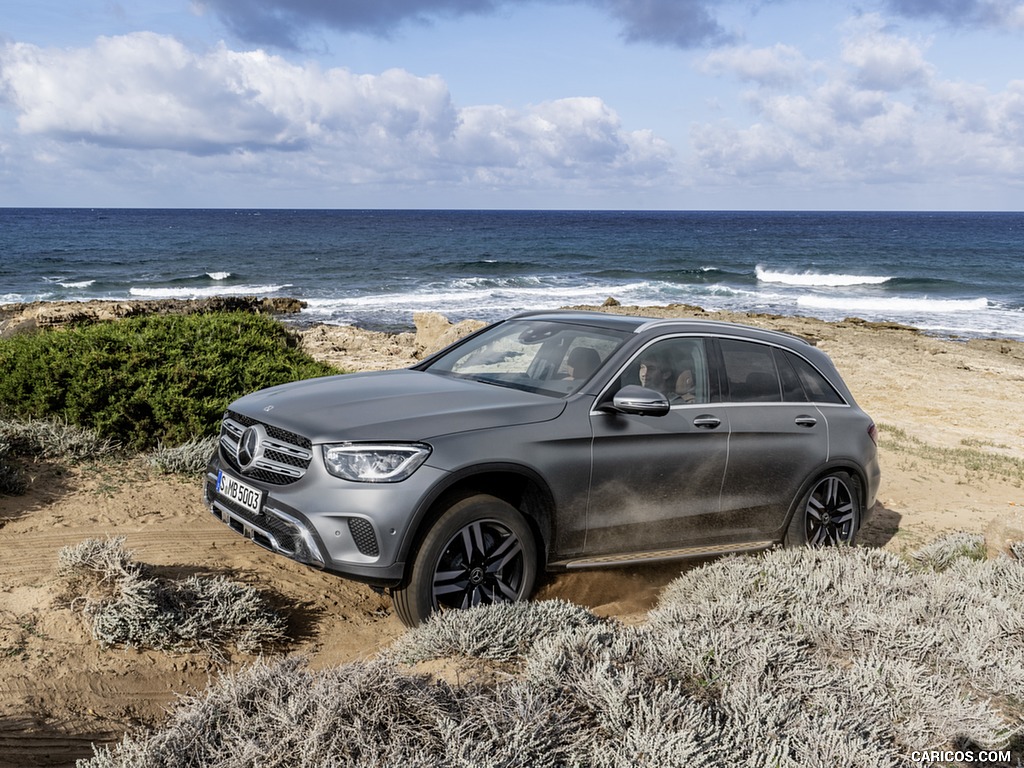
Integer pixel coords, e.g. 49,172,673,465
204,454,448,587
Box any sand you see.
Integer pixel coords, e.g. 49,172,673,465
2,303,1023,766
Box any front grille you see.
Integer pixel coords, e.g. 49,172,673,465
348,518,380,557
229,411,312,450
219,410,313,486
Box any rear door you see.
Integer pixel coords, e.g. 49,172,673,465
714,338,829,540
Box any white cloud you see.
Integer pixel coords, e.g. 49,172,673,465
688,13,1024,191
0,34,458,156
840,14,934,91
0,33,676,198
699,44,811,87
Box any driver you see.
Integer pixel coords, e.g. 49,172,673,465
640,348,697,403
639,349,675,396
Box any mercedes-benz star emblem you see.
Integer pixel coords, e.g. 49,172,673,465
236,425,262,470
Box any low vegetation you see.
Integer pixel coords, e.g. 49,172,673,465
0,416,118,461
0,437,25,496
147,435,220,475
81,538,1022,767
0,312,336,451
58,537,286,657
0,416,121,496
880,423,1024,485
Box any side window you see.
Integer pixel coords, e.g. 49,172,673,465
785,351,845,404
621,337,710,404
719,339,782,402
774,347,808,402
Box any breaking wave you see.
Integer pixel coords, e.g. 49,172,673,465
756,266,891,287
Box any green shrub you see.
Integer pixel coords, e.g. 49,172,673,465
0,313,336,451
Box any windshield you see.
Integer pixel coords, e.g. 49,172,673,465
424,319,631,397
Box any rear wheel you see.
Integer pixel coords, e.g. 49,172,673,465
392,494,538,627
785,471,861,547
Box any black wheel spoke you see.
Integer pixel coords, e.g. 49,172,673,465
433,568,471,596
459,523,482,561
486,534,522,572
492,574,520,600
803,474,857,547
432,518,527,611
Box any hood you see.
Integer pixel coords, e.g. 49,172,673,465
229,369,566,443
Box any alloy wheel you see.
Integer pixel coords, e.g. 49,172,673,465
804,475,857,545
431,519,526,611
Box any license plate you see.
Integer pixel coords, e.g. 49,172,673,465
216,470,263,515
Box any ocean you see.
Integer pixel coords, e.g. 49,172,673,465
1,208,1022,340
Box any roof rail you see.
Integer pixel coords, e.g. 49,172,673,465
633,317,813,345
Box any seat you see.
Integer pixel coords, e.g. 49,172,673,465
566,347,601,380
733,371,780,401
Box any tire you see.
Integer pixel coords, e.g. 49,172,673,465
785,471,861,547
391,494,538,628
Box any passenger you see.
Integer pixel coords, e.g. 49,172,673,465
674,368,697,403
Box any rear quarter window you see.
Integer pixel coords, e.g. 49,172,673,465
785,351,845,404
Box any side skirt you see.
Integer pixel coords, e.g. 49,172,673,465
549,540,777,570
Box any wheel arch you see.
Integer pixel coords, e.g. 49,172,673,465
396,463,555,587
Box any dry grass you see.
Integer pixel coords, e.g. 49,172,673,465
58,538,287,658
879,423,1024,485
147,435,219,475
0,416,119,463
79,536,1024,767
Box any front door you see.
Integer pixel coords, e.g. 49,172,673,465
583,337,731,555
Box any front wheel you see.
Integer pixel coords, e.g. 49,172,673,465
391,494,538,627
785,471,861,547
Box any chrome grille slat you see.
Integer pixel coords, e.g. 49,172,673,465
219,412,312,486
252,458,304,478
261,437,312,462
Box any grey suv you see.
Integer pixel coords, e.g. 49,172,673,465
205,311,880,626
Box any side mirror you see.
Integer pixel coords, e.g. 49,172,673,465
603,385,671,416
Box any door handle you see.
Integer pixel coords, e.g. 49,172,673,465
693,415,722,429
795,415,817,428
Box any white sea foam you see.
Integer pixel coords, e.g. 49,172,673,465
207,272,232,281
756,265,891,287
130,284,290,299
301,279,663,322
797,295,989,313
58,280,96,289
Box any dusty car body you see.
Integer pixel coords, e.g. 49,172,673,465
205,310,879,626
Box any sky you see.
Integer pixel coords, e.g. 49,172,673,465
1,0,1023,210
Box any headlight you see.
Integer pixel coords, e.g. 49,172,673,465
322,443,431,483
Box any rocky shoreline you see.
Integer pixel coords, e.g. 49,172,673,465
0,296,306,337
